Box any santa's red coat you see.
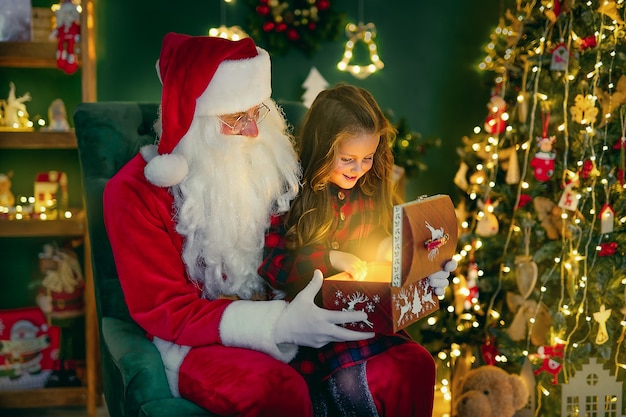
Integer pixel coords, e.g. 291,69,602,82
104,151,295,355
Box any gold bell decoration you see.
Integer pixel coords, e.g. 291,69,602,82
337,0,383,79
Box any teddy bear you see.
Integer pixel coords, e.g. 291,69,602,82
454,365,529,417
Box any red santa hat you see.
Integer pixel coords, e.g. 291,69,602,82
144,33,272,187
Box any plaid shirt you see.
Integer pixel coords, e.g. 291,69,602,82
259,185,408,379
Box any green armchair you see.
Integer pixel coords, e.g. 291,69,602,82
74,102,215,417
74,100,308,417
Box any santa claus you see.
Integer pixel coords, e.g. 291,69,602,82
104,33,451,416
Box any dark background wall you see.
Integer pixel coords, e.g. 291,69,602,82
95,0,500,199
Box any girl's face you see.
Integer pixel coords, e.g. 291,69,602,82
329,132,379,189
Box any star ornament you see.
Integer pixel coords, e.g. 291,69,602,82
337,22,384,79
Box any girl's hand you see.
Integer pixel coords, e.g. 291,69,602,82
329,250,367,281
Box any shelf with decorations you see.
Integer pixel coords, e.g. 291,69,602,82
0,41,61,67
0,1,99,416
0,209,85,237
0,130,77,149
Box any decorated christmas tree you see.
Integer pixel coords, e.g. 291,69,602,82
416,1,626,415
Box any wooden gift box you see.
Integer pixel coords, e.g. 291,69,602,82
322,195,458,334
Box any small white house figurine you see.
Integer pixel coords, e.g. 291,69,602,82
550,43,570,71
34,171,68,220
598,203,615,234
561,357,624,417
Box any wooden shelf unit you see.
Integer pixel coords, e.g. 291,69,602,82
0,386,88,408
0,130,77,149
0,210,85,237
0,42,60,68
0,131,97,415
0,2,99,416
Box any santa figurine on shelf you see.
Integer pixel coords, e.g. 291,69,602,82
49,0,81,75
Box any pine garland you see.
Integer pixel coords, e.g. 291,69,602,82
246,0,345,56
391,117,441,178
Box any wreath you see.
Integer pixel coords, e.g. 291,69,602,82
246,0,345,56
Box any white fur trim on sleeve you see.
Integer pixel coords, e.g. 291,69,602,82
219,299,298,363
152,337,191,397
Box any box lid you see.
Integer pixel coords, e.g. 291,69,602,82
392,194,457,287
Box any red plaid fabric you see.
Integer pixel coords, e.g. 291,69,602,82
259,185,409,378
260,186,389,297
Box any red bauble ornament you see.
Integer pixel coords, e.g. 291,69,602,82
518,193,532,208
256,5,270,16
287,28,300,41
263,22,275,32
598,242,618,257
317,0,330,11
308,22,317,31
481,336,498,365
276,22,288,32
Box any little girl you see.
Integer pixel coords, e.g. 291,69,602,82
259,84,454,417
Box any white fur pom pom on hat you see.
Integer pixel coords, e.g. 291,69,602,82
141,145,189,188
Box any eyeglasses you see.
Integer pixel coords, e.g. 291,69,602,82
218,103,270,132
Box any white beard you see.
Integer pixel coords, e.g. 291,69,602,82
171,102,300,300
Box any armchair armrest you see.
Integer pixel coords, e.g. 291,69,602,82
102,317,213,417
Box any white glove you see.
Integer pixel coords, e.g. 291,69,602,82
275,270,375,348
428,259,457,297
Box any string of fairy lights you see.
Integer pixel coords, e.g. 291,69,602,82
434,0,626,413
208,0,249,40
